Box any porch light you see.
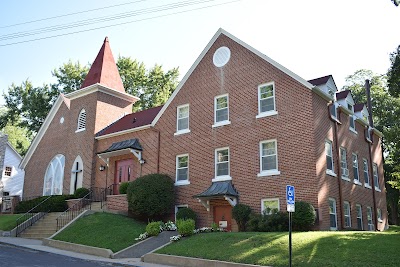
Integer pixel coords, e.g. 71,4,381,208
99,165,106,171
139,159,146,165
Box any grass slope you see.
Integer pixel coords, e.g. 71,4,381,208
0,214,21,231
157,226,400,267
53,212,146,252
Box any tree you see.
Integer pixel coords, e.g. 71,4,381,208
0,107,30,155
343,69,400,225
388,45,400,97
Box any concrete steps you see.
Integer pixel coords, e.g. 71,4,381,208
19,212,62,240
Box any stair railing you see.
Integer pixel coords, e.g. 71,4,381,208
15,195,52,237
100,184,117,209
56,190,93,231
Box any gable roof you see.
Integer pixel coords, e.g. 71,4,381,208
308,75,333,86
151,28,316,126
96,105,163,138
81,37,125,93
336,90,351,100
354,103,366,112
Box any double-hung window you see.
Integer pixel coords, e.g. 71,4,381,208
344,201,351,228
352,153,360,184
325,141,335,176
377,208,383,223
257,82,277,118
340,148,349,180
213,147,231,181
175,104,190,135
329,198,337,230
373,163,380,191
363,159,371,188
175,154,189,185
348,103,356,132
213,94,230,127
261,198,279,215
367,206,374,230
356,204,363,230
258,140,280,177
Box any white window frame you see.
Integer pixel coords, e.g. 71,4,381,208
326,140,336,177
175,104,190,136
348,103,357,134
76,108,86,132
352,153,361,185
175,204,188,222
367,206,374,231
258,139,280,177
340,147,350,181
175,154,190,186
363,158,371,189
329,198,337,230
213,94,230,128
373,163,381,192
256,82,278,118
261,198,280,215
344,201,351,228
377,208,383,223
43,154,65,196
356,204,363,230
213,147,231,182
4,166,12,177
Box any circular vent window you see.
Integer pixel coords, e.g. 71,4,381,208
213,46,231,67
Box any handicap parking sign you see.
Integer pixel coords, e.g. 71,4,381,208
286,185,295,205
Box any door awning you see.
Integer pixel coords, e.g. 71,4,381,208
194,181,239,211
97,138,143,165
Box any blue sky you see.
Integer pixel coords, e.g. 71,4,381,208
1,0,399,106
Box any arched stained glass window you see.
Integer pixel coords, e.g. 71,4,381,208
43,154,65,196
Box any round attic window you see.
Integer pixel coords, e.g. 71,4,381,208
60,117,64,124
213,46,231,67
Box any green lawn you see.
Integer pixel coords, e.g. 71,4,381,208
53,212,146,252
0,214,21,231
157,226,400,267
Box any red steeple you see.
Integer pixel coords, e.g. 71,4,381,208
81,37,125,92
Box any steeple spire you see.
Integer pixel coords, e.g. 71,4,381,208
81,37,125,93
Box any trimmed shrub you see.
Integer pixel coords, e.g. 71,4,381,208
127,173,174,221
146,221,161,237
176,219,195,236
292,201,316,231
73,188,90,199
246,211,288,232
119,182,130,194
232,204,252,232
176,207,197,222
15,195,69,213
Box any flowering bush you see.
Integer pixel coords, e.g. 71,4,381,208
170,234,182,242
164,220,177,231
135,232,148,241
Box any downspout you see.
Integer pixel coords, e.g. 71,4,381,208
328,102,344,230
365,79,378,230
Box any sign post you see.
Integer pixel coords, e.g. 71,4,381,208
286,185,295,267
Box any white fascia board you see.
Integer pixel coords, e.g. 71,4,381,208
312,86,334,101
354,117,369,127
19,95,65,169
65,83,139,103
95,124,151,140
151,28,315,126
373,128,383,138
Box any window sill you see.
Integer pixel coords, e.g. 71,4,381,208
341,176,351,182
75,128,86,133
353,180,362,186
174,181,190,186
212,121,231,128
349,128,358,134
257,170,281,177
212,175,232,182
174,129,191,136
256,110,278,119
365,184,372,189
375,187,381,192
326,170,337,177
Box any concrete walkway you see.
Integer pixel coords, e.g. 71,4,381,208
0,237,173,267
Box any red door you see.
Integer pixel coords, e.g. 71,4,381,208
114,159,134,194
213,205,232,231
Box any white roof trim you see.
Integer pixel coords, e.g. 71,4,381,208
19,95,66,169
66,83,139,103
151,28,315,126
95,124,151,140
6,142,22,160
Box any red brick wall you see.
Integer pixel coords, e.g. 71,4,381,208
107,194,128,212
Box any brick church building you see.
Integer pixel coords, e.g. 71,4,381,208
20,29,387,231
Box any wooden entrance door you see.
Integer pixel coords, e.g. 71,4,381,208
114,159,134,194
213,205,232,231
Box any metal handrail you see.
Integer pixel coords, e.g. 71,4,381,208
15,195,52,236
56,190,93,231
100,184,118,209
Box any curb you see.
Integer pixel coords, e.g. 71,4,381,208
43,238,113,258
142,253,270,267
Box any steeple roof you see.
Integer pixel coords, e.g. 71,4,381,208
81,37,125,93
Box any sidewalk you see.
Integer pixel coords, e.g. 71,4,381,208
0,237,173,267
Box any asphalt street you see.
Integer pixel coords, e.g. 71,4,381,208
0,243,135,267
